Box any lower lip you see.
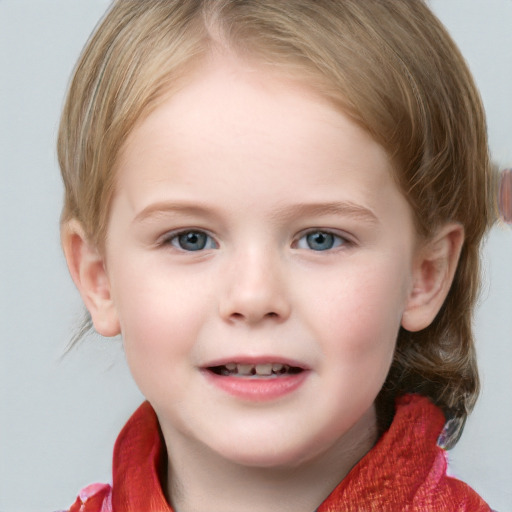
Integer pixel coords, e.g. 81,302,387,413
203,371,309,402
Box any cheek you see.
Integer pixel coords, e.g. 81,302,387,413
115,279,210,404
110,261,211,363
304,261,408,358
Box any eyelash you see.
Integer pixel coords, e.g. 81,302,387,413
294,230,351,252
162,230,218,252
160,229,352,252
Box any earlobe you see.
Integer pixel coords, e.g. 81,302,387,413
61,220,120,337
401,223,464,332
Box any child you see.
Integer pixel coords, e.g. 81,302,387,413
58,0,496,510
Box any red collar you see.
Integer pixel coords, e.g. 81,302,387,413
109,394,489,511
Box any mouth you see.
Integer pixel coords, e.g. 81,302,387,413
202,359,309,400
207,362,304,378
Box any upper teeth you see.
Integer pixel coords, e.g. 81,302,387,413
222,362,287,376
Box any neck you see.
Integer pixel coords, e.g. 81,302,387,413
163,407,378,512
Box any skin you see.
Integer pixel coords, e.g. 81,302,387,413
65,53,464,512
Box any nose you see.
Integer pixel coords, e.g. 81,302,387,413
219,247,291,325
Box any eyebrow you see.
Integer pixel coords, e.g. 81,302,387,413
133,200,378,225
133,202,215,224
270,201,379,224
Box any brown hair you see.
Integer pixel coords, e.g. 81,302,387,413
58,0,495,447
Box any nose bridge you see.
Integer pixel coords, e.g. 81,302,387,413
219,242,290,324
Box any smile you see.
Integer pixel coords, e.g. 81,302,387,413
208,362,303,378
203,360,309,401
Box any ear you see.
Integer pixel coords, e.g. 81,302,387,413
61,220,120,337
401,223,464,332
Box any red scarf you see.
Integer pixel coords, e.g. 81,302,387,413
69,394,490,512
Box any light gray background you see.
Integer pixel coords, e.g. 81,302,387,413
0,1,511,511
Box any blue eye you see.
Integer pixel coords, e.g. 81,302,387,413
169,231,217,251
297,230,345,251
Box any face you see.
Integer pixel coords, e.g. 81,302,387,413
102,54,419,468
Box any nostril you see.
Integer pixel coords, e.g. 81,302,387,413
220,289,291,323
229,311,279,321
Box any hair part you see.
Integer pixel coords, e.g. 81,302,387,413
58,0,495,447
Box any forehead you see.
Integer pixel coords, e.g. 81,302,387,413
114,54,409,224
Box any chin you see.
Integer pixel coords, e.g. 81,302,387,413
211,433,329,470
222,450,308,470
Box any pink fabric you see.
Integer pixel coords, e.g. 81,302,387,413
69,483,112,512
